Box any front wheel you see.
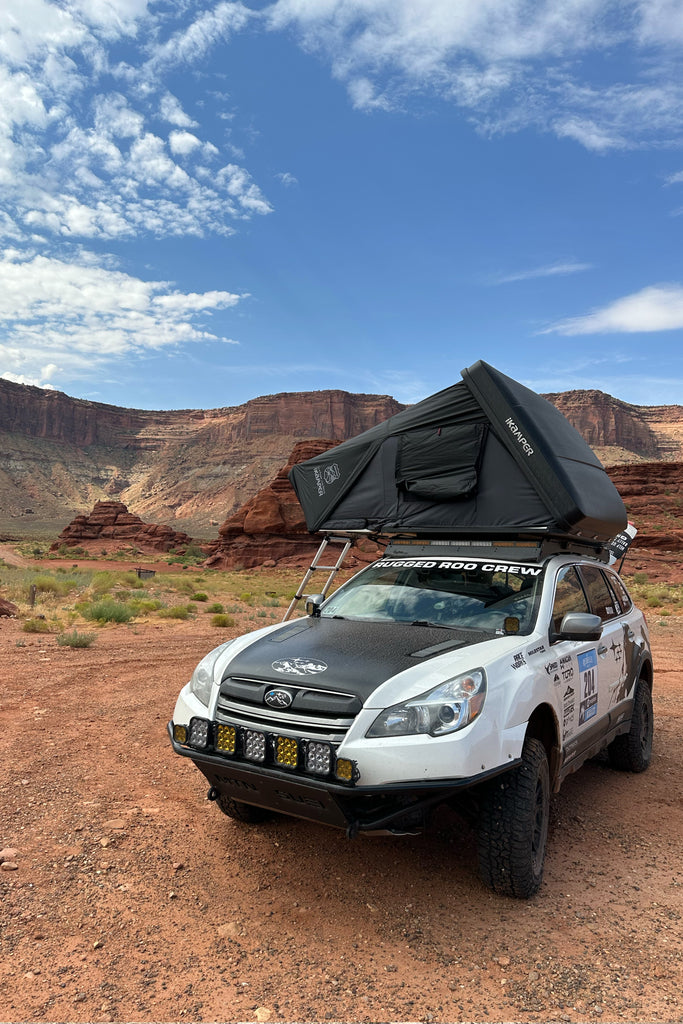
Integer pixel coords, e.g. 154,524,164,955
608,678,653,772
477,737,550,899
215,792,273,824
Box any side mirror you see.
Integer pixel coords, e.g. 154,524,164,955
554,612,603,642
305,594,325,617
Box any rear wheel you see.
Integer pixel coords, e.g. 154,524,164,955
608,678,653,773
477,737,550,899
215,793,273,824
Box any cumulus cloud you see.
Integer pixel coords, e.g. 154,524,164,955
0,1,271,245
540,284,683,334
0,251,243,387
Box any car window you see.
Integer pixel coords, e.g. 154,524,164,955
551,565,589,632
578,564,620,621
322,559,544,634
604,569,633,614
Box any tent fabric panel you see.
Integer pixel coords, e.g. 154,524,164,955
396,422,487,500
288,441,383,532
289,382,484,531
461,360,626,540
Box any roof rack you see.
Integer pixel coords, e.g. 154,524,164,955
381,532,608,564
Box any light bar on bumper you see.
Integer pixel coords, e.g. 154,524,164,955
171,717,359,785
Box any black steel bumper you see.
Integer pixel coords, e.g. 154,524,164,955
168,722,516,835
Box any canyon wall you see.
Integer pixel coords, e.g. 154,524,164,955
1,377,682,537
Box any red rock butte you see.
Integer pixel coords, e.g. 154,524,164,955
53,501,194,554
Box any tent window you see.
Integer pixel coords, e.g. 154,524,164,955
396,422,488,501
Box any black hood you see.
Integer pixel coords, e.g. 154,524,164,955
223,617,486,702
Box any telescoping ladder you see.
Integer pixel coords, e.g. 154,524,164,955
283,534,354,621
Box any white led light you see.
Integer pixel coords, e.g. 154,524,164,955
243,730,267,762
189,718,210,749
305,741,331,775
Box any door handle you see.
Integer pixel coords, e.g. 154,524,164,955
598,645,608,656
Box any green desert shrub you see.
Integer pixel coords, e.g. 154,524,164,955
206,602,224,614
158,604,191,620
83,599,134,624
57,630,96,648
211,613,235,628
128,598,163,614
191,592,209,602
22,618,51,633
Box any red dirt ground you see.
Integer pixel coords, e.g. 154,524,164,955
1,605,682,1024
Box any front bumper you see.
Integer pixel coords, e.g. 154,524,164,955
169,723,518,834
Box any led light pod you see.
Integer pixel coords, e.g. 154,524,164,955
305,741,332,775
275,736,299,768
173,723,188,745
216,724,236,754
243,729,267,762
188,717,210,749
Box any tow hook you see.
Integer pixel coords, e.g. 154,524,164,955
207,786,219,802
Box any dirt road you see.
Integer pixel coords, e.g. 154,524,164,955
1,615,681,1024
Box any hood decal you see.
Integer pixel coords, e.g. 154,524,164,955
223,618,489,701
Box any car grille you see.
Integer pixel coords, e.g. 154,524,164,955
216,675,362,744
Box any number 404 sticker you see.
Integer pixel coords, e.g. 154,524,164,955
578,649,598,725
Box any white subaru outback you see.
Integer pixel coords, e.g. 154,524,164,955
169,537,653,898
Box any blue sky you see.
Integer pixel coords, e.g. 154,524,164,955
2,1,683,411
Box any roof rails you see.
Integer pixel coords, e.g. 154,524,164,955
382,533,608,563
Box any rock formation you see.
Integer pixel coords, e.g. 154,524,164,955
52,501,194,553
0,379,404,530
204,440,383,570
607,463,683,566
0,597,18,617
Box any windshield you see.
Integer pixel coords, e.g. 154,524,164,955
322,557,545,634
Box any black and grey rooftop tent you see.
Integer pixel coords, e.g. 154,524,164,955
288,360,627,546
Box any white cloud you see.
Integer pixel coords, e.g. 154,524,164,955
495,261,593,284
0,251,243,387
0,2,271,244
265,0,683,149
147,2,252,70
169,130,201,156
541,284,683,334
159,91,197,128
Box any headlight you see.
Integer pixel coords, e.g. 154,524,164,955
366,669,486,738
189,643,234,706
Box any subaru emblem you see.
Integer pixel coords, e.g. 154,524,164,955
264,688,294,709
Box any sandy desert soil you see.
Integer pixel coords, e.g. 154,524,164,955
0,610,682,1024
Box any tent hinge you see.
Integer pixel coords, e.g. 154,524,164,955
282,535,354,621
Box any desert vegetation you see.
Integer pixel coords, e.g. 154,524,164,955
0,549,311,646
2,541,682,645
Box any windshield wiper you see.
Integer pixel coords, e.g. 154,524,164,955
410,619,457,630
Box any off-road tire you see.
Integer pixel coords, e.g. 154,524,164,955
215,793,272,824
477,737,550,899
608,678,653,773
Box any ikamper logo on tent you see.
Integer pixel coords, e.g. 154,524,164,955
313,463,341,496
504,417,534,457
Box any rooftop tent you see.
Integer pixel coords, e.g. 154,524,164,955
288,360,627,544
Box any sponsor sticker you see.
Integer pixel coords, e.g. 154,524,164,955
562,684,576,739
375,558,542,575
560,654,574,682
272,658,328,676
511,652,527,670
578,649,598,725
